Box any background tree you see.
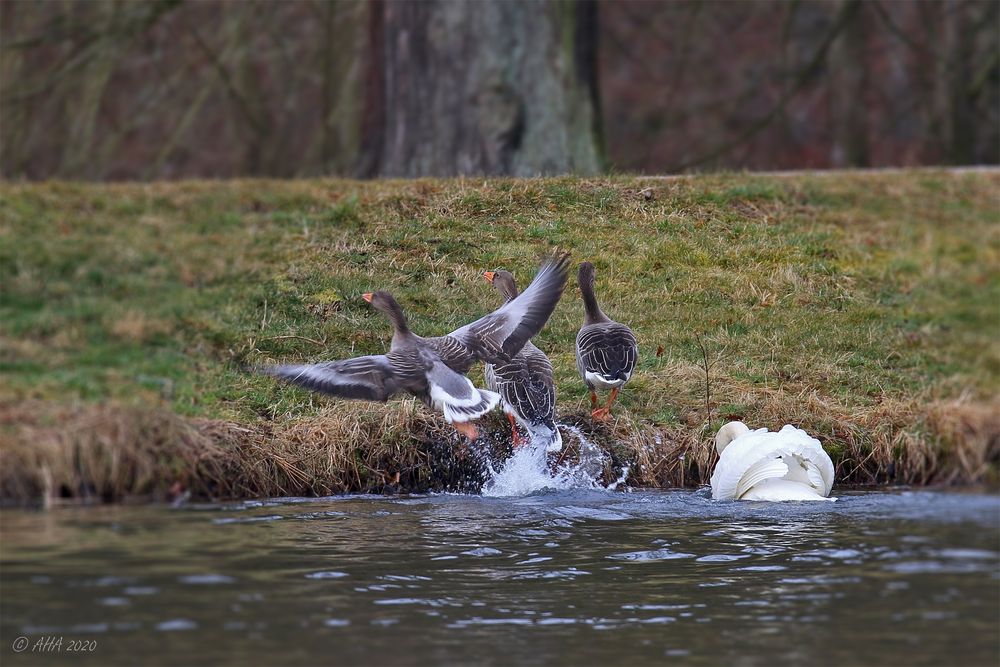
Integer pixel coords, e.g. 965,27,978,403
358,0,602,177
0,0,996,180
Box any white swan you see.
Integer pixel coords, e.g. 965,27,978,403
710,421,836,502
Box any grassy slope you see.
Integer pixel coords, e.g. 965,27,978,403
1,172,998,500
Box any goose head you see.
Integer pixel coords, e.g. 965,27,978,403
362,291,409,334
362,290,400,311
483,269,519,302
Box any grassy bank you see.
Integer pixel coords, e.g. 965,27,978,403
1,171,998,503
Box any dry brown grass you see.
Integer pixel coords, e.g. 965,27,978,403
0,400,229,504
0,399,516,505
2,394,996,506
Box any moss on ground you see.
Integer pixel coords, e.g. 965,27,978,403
1,171,997,502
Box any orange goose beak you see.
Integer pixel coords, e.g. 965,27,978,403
483,271,496,284
362,293,373,303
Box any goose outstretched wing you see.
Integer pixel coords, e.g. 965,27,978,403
259,355,402,402
445,254,570,365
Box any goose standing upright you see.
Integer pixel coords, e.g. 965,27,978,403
575,262,638,421
482,269,561,451
260,254,570,440
710,421,836,501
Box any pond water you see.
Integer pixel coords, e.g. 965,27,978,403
2,489,998,666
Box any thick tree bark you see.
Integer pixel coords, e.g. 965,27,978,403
358,0,602,177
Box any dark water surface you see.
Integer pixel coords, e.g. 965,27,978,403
2,490,998,666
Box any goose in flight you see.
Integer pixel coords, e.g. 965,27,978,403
575,262,638,421
711,421,836,502
482,269,561,451
259,254,570,440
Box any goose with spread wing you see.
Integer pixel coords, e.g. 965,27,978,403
482,269,561,451
575,262,638,421
259,254,570,440
711,421,836,502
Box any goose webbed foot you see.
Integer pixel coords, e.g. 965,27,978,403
591,407,612,422
453,421,479,441
591,387,620,422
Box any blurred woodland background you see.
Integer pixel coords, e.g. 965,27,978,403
1,0,997,180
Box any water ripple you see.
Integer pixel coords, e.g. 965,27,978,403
178,574,235,585
213,515,284,525
156,619,198,632
461,547,502,557
696,554,750,562
608,549,696,562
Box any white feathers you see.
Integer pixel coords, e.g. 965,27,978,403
428,373,480,407
428,375,500,424
740,478,832,502
711,423,836,502
714,420,751,455
734,457,789,500
805,465,826,490
585,371,625,390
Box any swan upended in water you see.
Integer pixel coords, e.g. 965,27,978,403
710,421,836,502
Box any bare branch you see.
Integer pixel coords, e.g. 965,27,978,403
667,0,858,172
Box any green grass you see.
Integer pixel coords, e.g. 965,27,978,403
1,171,998,499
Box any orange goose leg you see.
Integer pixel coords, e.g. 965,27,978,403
591,387,620,422
506,413,525,448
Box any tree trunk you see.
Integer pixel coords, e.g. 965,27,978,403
830,0,870,168
358,0,602,178
942,0,975,165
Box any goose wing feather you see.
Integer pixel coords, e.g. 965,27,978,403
446,255,569,365
259,355,402,402
426,359,500,423
425,334,477,374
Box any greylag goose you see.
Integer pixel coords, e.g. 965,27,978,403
575,262,638,422
711,421,836,501
482,269,561,451
260,254,570,440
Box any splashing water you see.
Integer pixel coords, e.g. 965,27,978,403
482,423,629,497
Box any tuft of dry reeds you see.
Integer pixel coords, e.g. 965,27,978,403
0,400,229,505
